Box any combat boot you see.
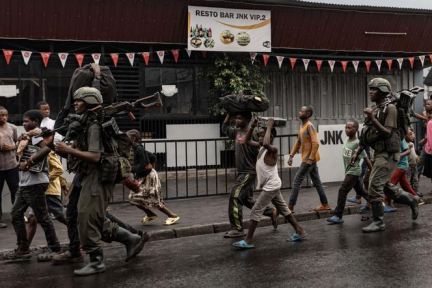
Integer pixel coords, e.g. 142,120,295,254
362,202,385,233
395,191,419,220
115,227,145,262
74,249,105,276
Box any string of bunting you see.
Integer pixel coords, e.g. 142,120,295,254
1,48,201,68
250,53,430,72
2,48,431,72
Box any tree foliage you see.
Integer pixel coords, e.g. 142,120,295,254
200,53,270,116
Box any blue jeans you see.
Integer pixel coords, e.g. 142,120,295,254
289,162,328,206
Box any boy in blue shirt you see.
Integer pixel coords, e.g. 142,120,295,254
328,120,372,224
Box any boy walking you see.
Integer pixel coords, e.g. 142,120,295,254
327,120,372,224
233,118,307,249
7,110,61,260
222,113,277,238
288,106,331,212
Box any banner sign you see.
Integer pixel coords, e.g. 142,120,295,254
187,6,271,52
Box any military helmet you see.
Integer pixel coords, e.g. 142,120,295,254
368,78,391,93
73,87,103,105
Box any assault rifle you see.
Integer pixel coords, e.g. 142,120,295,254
42,92,163,142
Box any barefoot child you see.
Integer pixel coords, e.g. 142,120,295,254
232,118,307,249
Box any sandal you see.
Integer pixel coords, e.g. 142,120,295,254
164,216,180,226
232,240,255,249
142,215,158,225
288,232,308,242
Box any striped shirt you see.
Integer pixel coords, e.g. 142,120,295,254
290,120,320,163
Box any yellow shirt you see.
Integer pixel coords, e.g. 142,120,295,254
290,121,321,163
45,151,66,196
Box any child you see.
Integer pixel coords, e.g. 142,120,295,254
287,106,330,212
405,129,421,197
232,118,307,249
327,120,372,224
389,139,425,206
222,113,277,238
127,130,180,226
7,110,61,260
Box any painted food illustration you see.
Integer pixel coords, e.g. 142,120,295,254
220,30,235,44
190,37,202,48
204,38,215,48
236,32,251,46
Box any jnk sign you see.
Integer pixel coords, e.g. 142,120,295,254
317,124,363,183
187,6,271,52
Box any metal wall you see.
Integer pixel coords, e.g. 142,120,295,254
262,66,413,136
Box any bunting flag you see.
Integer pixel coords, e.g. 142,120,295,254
341,61,348,72
202,51,207,59
21,51,32,65
172,49,180,63
328,60,335,72
352,61,359,73
58,53,68,68
262,54,270,66
185,49,192,57
75,53,85,68
110,53,119,67
365,61,371,72
126,53,135,66
375,60,382,72
157,51,165,64
419,55,425,67
289,58,297,69
91,53,101,65
40,52,51,67
250,52,257,64
408,57,414,69
142,52,150,65
302,59,310,71
276,56,284,69
3,49,13,65
316,60,323,72
386,59,393,71
397,58,404,70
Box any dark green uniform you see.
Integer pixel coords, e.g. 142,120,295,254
72,120,119,253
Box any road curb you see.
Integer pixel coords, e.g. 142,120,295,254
1,196,430,261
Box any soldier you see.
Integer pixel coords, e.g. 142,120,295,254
351,78,419,233
53,87,145,276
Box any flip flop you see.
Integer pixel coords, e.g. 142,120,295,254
232,240,255,250
164,216,180,226
288,233,308,242
223,230,246,238
142,215,158,225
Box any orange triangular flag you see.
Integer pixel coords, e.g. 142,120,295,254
289,58,297,69
3,49,13,65
262,54,270,66
110,53,119,67
40,52,51,67
315,60,323,72
172,49,179,63
75,53,85,68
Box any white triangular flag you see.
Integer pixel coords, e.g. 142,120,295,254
91,53,101,65
58,53,68,68
276,56,284,68
328,60,336,72
21,51,32,65
250,53,257,64
352,61,359,73
126,53,135,66
302,59,310,71
185,49,192,57
397,58,404,70
157,51,165,64
375,60,382,72
419,55,425,67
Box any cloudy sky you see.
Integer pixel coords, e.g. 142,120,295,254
300,0,432,9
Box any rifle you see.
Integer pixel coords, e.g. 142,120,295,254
42,92,163,141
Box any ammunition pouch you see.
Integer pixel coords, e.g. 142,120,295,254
100,155,132,184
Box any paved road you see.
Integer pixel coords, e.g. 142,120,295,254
2,204,432,288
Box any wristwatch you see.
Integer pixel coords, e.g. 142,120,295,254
94,74,102,80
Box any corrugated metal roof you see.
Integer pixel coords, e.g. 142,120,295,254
1,0,432,53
